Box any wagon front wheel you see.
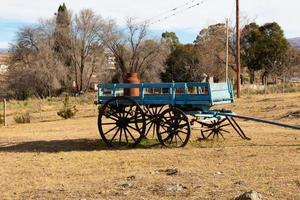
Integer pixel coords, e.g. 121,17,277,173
98,97,145,148
157,107,191,147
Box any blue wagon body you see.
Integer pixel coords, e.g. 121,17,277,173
97,82,234,111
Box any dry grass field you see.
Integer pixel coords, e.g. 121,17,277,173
0,92,300,199
0,53,10,63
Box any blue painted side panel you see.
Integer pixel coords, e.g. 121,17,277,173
97,82,234,111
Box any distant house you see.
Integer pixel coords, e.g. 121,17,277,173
289,72,300,83
0,64,8,74
88,51,117,89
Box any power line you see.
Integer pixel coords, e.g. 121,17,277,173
228,0,236,22
149,0,209,25
147,0,197,21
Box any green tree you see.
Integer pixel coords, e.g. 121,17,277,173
241,22,261,83
162,31,180,51
259,22,290,81
54,3,71,64
161,44,201,82
241,22,290,84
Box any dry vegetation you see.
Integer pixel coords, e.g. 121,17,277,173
0,53,10,63
0,93,300,199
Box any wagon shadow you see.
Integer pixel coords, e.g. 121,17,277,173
0,139,160,153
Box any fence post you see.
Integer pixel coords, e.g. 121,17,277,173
3,99,6,126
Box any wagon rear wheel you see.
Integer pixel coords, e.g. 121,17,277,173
157,107,191,147
98,97,145,148
199,118,230,140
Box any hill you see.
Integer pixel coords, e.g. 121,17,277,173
288,37,300,48
0,48,8,54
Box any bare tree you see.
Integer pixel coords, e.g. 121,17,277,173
100,18,167,82
68,9,105,92
8,22,67,99
195,23,229,81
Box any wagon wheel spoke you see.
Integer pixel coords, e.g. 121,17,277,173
207,131,214,139
157,106,164,114
143,106,164,139
119,128,123,145
145,120,155,136
177,134,184,143
106,114,119,122
110,127,121,143
174,134,179,146
125,127,137,142
103,125,118,135
219,129,230,134
127,124,140,132
219,123,230,128
123,128,129,143
219,132,225,139
177,130,188,135
102,122,117,125
201,128,213,133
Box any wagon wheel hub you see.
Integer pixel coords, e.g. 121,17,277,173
116,118,130,128
212,125,221,133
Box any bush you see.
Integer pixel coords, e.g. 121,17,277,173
14,113,31,124
241,83,300,96
57,95,78,119
0,113,3,125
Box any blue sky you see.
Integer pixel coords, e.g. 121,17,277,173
1,0,300,48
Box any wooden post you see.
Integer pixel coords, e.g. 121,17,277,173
3,99,7,126
225,18,229,83
236,0,241,98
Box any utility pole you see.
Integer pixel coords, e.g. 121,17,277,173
3,99,6,126
225,18,229,83
236,0,241,98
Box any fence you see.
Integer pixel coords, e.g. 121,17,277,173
1,99,6,126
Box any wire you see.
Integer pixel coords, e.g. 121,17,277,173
228,0,236,22
150,0,209,25
147,0,197,21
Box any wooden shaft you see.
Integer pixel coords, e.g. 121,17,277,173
236,0,241,98
225,19,229,83
3,99,6,126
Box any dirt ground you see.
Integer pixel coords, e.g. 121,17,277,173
0,93,300,199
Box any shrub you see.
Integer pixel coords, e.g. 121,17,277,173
57,95,78,119
14,113,31,124
0,113,3,125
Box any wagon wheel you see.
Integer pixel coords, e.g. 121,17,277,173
157,107,191,147
98,96,146,148
143,105,164,139
199,118,230,140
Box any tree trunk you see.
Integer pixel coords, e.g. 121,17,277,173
74,63,79,93
80,61,84,93
249,69,255,84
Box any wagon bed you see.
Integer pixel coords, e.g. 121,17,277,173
97,82,234,110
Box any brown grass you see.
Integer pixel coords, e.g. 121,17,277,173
0,53,10,64
0,93,300,199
